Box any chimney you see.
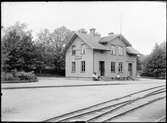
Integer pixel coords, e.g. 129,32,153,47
108,32,114,35
89,28,96,36
78,28,87,34
94,32,101,38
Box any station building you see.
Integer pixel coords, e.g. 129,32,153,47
65,28,140,80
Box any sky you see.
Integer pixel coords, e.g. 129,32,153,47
1,2,166,55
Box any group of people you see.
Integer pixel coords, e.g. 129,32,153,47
92,72,101,81
92,72,121,81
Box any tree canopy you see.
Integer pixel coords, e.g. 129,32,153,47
1,22,73,75
2,22,166,78
2,22,39,72
35,26,73,73
141,42,166,78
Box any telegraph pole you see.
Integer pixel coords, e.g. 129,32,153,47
120,12,123,35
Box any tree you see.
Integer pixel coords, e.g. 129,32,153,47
141,42,166,78
136,55,142,72
51,26,73,72
35,28,54,67
35,26,74,74
1,22,41,72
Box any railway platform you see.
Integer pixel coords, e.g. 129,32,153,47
1,77,165,90
1,77,166,122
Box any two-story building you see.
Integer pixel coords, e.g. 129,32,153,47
65,28,140,80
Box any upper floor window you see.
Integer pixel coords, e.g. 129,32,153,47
118,46,124,56
111,62,115,72
110,45,116,55
81,44,86,55
72,62,76,72
118,62,123,73
81,61,85,72
72,45,76,55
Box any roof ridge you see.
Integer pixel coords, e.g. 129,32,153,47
75,32,110,50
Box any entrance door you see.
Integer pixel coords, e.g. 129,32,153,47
99,61,105,76
128,63,133,76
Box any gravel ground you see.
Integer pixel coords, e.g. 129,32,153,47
1,78,166,121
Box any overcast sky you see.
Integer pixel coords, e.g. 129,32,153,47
1,2,166,55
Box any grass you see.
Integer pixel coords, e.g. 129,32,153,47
36,73,65,77
141,76,166,80
1,80,38,83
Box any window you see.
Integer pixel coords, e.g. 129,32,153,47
81,44,86,55
110,46,116,55
118,46,124,56
118,62,123,73
72,45,76,55
81,61,85,72
72,62,76,72
111,62,115,72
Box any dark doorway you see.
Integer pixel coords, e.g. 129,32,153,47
99,61,105,76
128,63,133,76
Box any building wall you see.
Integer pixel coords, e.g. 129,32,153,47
65,36,137,79
65,37,93,77
93,37,137,78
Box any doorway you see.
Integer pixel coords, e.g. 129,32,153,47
128,63,133,76
99,61,105,76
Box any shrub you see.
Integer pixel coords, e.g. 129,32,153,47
2,72,20,81
2,70,38,82
16,71,38,82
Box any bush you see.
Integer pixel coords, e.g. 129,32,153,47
16,71,38,82
2,70,38,82
2,72,20,81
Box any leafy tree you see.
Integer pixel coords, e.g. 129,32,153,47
2,22,41,72
35,26,74,74
35,29,54,67
51,26,73,72
141,42,166,78
136,55,142,72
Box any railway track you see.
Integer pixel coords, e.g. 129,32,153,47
155,116,166,122
44,85,166,122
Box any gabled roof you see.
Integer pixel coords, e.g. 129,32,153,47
64,32,139,55
64,32,110,52
99,34,119,42
126,47,140,55
76,32,110,50
99,34,132,47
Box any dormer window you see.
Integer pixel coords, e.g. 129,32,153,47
81,44,86,55
118,46,124,56
110,45,116,55
72,45,76,56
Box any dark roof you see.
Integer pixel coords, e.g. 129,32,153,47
76,32,110,50
99,34,132,46
99,34,119,42
64,32,139,53
126,47,140,55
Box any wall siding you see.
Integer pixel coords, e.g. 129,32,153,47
65,37,93,77
93,37,137,78
66,35,137,79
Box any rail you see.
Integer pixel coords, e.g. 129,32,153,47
43,85,166,122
